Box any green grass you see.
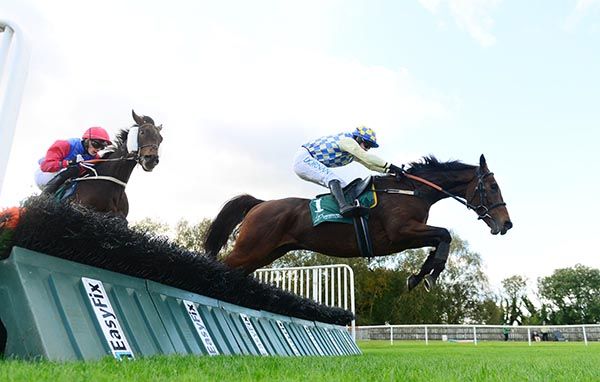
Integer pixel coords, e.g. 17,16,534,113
1,341,600,381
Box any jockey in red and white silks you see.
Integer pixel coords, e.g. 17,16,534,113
293,126,403,217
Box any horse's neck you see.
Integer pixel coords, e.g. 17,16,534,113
97,150,136,183
415,168,476,204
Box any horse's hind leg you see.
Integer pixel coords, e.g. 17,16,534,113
224,245,290,274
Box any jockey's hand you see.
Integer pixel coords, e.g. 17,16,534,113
68,154,85,166
388,164,405,180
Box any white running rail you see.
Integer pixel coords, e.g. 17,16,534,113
0,20,30,194
356,323,600,346
254,264,356,339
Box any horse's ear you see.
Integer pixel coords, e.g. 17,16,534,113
142,116,155,125
479,154,488,169
157,124,163,131
132,109,144,126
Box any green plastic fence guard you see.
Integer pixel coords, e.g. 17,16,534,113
0,247,360,360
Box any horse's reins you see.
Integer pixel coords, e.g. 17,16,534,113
72,161,131,188
396,168,506,220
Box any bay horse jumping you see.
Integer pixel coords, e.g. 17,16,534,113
204,155,512,291
70,110,163,218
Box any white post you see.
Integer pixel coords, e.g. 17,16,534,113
331,268,335,306
343,268,348,310
473,326,478,345
425,326,429,345
527,328,531,346
582,325,588,346
324,269,329,305
390,326,393,345
337,267,341,307
348,266,356,340
0,21,30,194
312,268,319,302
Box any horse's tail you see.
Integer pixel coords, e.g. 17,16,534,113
204,194,264,259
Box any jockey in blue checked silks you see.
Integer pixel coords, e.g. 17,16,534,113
293,126,403,217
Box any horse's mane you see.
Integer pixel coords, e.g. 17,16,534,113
406,156,475,177
100,128,130,159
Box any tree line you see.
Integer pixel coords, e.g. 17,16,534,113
133,218,600,326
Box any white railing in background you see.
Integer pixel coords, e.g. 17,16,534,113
356,324,600,346
0,20,30,194
254,264,356,339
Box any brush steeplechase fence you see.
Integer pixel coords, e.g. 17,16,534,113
0,198,359,361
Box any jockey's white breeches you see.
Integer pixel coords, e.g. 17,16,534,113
34,168,60,190
293,147,347,188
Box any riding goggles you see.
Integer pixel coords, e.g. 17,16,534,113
90,139,109,149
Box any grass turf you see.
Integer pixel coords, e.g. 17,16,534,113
1,341,599,381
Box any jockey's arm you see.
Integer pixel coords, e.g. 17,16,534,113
39,140,72,172
338,137,390,173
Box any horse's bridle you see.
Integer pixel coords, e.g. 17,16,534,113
467,167,507,220
130,122,160,163
401,167,506,220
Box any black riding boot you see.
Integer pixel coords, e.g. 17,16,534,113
43,166,80,195
328,180,354,217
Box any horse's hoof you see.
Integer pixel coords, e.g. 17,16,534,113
406,274,420,291
423,275,435,292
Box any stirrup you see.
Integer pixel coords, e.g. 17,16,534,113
341,200,369,218
339,204,355,218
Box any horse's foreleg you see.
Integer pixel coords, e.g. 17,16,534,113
421,241,450,292
401,226,451,292
407,250,436,290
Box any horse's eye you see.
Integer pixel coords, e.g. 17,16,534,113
491,183,499,191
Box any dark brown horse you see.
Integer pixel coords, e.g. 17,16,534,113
70,110,163,218
204,155,512,291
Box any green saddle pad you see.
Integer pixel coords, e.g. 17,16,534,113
309,185,377,226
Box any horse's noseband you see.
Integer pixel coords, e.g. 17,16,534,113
468,168,506,220
131,123,160,164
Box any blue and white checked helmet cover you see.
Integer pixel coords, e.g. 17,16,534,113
352,126,379,148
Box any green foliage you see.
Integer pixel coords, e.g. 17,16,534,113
538,264,600,324
130,217,171,237
130,217,214,254
173,219,212,253
500,275,528,325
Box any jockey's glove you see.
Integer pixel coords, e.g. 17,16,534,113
388,163,405,176
67,154,85,166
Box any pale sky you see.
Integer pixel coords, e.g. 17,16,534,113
1,0,600,293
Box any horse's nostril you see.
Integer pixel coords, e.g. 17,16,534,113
505,221,513,230
144,155,159,165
